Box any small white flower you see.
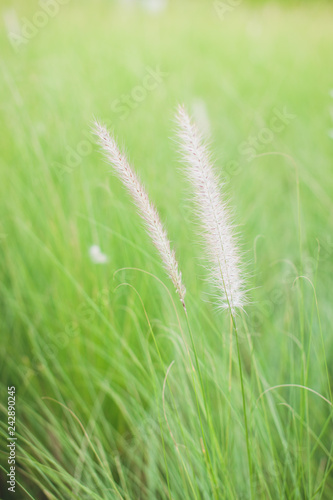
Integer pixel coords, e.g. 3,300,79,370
89,245,109,264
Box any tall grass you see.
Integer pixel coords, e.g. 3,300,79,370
1,1,333,499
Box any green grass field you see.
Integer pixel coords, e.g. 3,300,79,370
1,1,333,498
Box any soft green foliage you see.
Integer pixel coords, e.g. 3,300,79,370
1,1,333,499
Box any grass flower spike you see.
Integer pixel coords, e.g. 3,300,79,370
175,105,246,313
94,121,186,307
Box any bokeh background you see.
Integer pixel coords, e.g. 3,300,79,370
1,0,333,498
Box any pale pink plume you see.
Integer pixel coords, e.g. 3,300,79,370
175,105,246,313
94,121,186,307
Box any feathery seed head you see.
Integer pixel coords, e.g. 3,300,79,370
175,105,246,314
94,121,186,307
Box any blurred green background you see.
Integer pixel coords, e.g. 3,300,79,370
1,0,333,498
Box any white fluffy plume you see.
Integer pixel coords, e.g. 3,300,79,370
94,121,186,306
175,105,246,313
